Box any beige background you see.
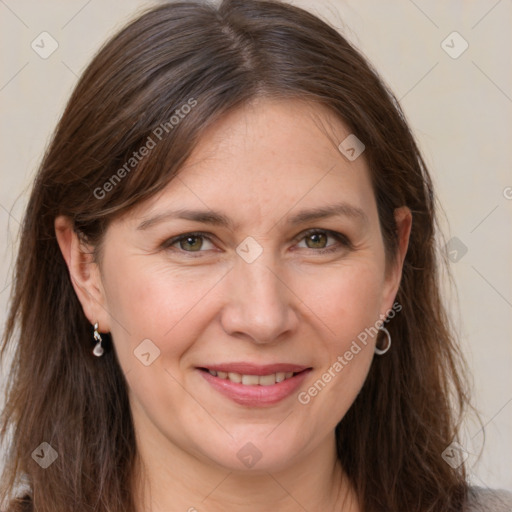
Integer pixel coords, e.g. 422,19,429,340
1,0,511,491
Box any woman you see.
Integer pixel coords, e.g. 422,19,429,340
1,1,511,511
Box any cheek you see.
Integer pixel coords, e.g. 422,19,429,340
326,261,385,371
101,258,225,429
102,255,226,362
293,260,384,422
296,258,386,344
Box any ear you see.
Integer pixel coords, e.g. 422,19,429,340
55,216,111,332
380,206,412,316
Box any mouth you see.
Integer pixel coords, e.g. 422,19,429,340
198,368,304,386
196,363,312,406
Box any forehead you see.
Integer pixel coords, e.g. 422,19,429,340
126,98,377,229
182,97,358,177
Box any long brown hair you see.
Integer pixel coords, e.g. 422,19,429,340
1,1,473,510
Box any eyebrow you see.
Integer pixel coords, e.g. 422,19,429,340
136,202,368,231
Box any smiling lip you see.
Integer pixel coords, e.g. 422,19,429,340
197,363,312,407
200,363,310,375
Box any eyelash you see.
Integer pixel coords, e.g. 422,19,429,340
161,229,352,257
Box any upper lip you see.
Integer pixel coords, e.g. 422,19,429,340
198,363,311,375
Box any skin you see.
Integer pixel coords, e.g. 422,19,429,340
55,98,411,512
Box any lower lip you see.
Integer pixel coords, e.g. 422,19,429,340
198,369,311,407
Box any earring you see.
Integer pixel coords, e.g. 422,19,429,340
92,322,104,357
374,326,391,355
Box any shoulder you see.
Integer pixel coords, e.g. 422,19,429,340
466,486,512,512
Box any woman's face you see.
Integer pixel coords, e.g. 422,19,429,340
65,98,410,473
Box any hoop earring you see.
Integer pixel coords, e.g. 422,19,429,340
374,326,391,355
92,322,104,357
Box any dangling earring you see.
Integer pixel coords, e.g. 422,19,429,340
374,326,391,355
93,322,104,357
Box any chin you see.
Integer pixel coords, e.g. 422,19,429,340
197,432,307,473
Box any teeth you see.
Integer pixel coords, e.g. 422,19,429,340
241,374,259,385
259,374,276,386
228,372,242,383
208,370,298,385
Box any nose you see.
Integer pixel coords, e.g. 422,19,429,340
220,249,298,345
